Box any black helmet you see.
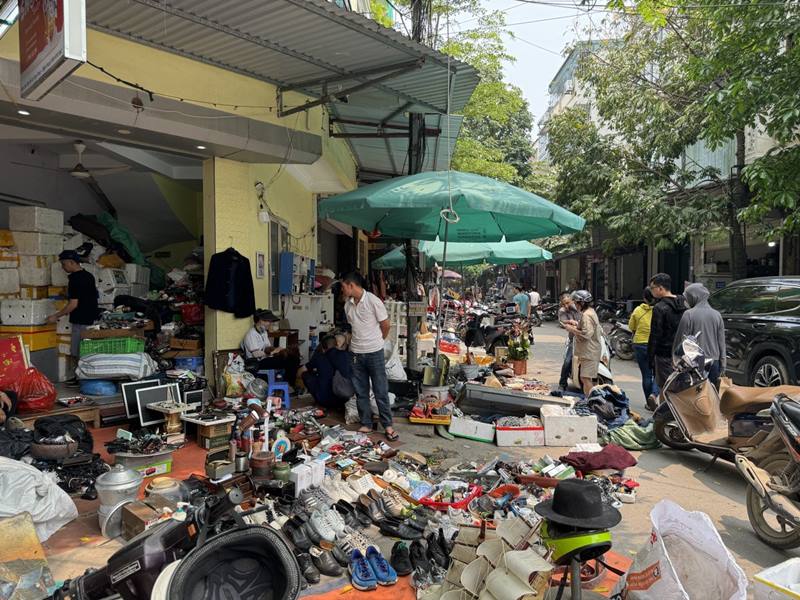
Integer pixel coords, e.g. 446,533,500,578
571,290,593,303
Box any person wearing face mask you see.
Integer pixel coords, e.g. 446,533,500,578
242,309,301,391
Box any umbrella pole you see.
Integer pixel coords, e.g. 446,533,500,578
404,238,418,370
434,220,450,366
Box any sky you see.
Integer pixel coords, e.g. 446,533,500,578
452,1,594,132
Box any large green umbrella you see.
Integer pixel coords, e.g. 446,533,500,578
371,240,552,270
318,171,584,242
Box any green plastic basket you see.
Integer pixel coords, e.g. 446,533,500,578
79,337,145,356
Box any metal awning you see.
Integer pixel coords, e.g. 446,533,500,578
85,0,479,178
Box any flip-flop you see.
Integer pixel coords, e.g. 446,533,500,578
385,429,399,442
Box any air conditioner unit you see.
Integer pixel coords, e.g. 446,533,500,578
702,263,718,274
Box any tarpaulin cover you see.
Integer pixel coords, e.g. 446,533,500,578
97,212,165,289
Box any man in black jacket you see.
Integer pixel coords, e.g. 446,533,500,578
647,273,686,408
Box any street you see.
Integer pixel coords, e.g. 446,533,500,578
394,321,799,581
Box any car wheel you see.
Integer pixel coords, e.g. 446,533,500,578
751,355,790,387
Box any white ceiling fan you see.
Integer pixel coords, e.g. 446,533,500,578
11,140,131,178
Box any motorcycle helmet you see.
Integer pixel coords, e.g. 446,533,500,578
571,290,593,304
164,525,302,600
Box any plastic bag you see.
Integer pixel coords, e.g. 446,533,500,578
0,457,78,541
13,367,56,413
225,371,254,397
181,303,203,325
612,500,747,600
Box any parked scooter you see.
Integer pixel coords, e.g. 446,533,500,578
653,335,800,462
540,303,559,322
568,332,615,386
736,395,800,549
607,320,634,361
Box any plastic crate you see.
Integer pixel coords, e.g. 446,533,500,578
79,337,145,356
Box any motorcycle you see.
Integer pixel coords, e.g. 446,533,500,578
569,331,615,386
53,486,302,600
653,335,800,462
539,303,559,322
736,395,800,549
607,320,634,361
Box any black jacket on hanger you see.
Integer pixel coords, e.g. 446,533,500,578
205,248,256,318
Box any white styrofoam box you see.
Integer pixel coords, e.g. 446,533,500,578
0,248,18,269
95,268,128,291
57,354,75,382
19,255,55,269
9,206,63,234
125,263,150,285
0,270,19,294
1,299,55,325
57,315,72,334
63,225,75,235
496,425,545,447
289,463,313,497
130,283,149,298
99,285,131,305
58,342,71,354
19,266,50,286
62,231,87,251
14,232,63,255
449,416,495,443
540,405,598,447
50,262,69,286
755,558,800,599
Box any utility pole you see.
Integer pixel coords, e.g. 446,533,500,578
404,0,429,370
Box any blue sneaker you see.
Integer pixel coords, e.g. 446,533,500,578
349,549,378,591
366,546,398,586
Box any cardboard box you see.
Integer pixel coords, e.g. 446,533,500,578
199,434,230,450
1,299,55,325
0,230,13,247
121,501,160,541
496,424,545,447
81,327,147,339
0,270,19,294
50,262,68,287
170,337,201,350
541,405,598,447
198,422,232,438
13,232,63,255
0,324,57,351
449,416,495,443
0,248,18,268
19,266,50,287
19,255,56,269
19,286,50,299
9,206,64,234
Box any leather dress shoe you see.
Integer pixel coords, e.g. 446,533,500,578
304,521,324,546
321,539,349,567
310,546,344,577
358,494,385,523
380,519,423,540
334,500,362,529
296,552,321,584
285,518,312,551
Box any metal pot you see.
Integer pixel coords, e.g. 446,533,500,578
235,452,249,473
145,477,186,504
95,464,143,507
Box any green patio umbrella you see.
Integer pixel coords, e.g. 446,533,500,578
318,171,585,242
372,240,552,270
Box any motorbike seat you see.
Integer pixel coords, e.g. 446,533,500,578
782,400,800,429
720,384,800,416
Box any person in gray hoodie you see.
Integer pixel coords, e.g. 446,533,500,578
673,283,726,388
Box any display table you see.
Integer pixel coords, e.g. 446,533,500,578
20,403,101,429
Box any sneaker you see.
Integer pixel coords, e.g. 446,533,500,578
381,488,411,518
338,527,371,554
366,546,398,586
390,541,413,576
349,549,378,591
321,539,349,567
348,471,378,496
323,508,346,536
310,510,337,542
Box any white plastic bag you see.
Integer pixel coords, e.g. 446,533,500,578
0,457,78,541
612,500,747,600
344,391,396,424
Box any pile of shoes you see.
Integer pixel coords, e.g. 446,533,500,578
389,529,454,588
349,547,398,591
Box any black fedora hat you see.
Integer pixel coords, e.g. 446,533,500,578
534,479,621,529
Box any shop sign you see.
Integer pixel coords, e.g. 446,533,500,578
19,0,86,100
407,301,427,317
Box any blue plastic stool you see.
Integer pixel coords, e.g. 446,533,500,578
264,369,291,409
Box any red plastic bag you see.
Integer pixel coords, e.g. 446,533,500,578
13,367,57,414
181,303,204,326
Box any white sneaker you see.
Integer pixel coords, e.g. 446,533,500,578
347,471,378,496
325,472,359,503
324,508,346,536
310,509,337,542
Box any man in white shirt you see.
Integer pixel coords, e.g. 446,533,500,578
242,309,300,390
529,287,541,321
341,272,397,441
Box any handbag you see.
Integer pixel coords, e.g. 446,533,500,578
332,370,355,399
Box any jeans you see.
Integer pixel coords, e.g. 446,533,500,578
633,344,659,400
351,350,392,429
559,339,573,388
707,360,722,389
70,324,88,357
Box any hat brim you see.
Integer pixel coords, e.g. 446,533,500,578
535,499,622,529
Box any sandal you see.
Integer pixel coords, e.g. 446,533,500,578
385,428,400,442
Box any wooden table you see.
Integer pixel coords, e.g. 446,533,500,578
20,403,101,429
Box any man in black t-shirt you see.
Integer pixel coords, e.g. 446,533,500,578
47,250,99,364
